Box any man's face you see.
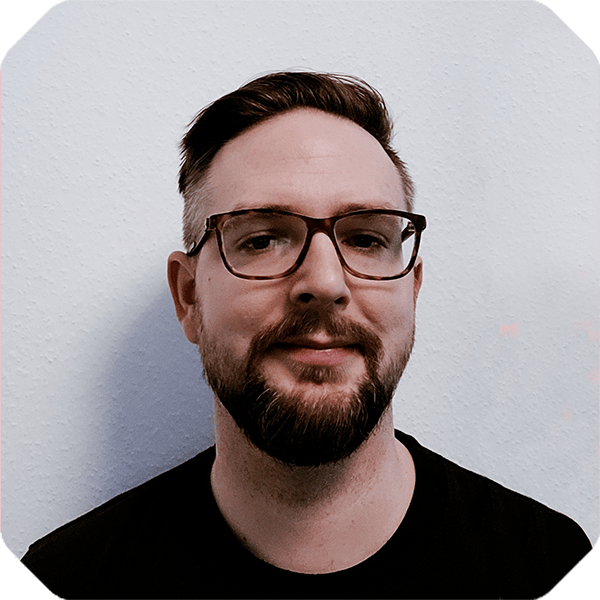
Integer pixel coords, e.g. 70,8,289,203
177,109,422,465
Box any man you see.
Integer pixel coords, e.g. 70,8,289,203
22,71,591,598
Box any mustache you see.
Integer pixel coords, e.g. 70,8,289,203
247,309,383,369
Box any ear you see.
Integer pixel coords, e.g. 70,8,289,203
412,256,423,304
168,251,201,344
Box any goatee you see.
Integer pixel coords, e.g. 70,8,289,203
200,310,414,467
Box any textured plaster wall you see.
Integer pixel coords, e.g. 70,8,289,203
2,0,598,560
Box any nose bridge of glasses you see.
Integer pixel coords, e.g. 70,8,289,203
303,215,337,245
298,216,345,270
288,217,343,272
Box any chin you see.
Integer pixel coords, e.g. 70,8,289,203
261,356,365,390
209,373,393,466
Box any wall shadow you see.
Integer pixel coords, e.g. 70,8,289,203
94,284,215,505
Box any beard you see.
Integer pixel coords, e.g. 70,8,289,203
199,309,414,467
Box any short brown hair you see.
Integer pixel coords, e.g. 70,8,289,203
179,71,414,251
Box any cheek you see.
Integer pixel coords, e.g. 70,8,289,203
362,278,414,314
199,277,286,348
203,288,254,332
360,285,415,340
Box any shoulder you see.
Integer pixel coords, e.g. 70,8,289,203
395,430,591,597
22,446,216,597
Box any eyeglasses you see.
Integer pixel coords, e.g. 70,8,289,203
187,208,427,280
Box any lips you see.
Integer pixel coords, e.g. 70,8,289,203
272,339,360,367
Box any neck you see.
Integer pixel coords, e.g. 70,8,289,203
210,399,415,574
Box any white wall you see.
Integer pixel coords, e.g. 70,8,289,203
2,0,598,561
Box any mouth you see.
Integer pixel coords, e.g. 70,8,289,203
271,339,361,367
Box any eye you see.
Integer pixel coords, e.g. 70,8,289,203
341,230,388,253
243,234,275,251
347,233,384,249
236,230,290,254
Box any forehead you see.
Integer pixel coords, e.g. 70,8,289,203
206,109,406,217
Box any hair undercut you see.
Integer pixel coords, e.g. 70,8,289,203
178,71,414,251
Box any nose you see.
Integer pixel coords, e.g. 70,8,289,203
289,232,351,308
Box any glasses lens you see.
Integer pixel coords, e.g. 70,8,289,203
334,213,416,278
221,212,307,276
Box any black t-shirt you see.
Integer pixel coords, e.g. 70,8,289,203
22,431,591,599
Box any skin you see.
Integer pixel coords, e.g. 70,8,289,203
168,108,423,573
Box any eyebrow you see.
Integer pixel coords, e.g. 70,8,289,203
230,201,401,216
333,202,399,215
